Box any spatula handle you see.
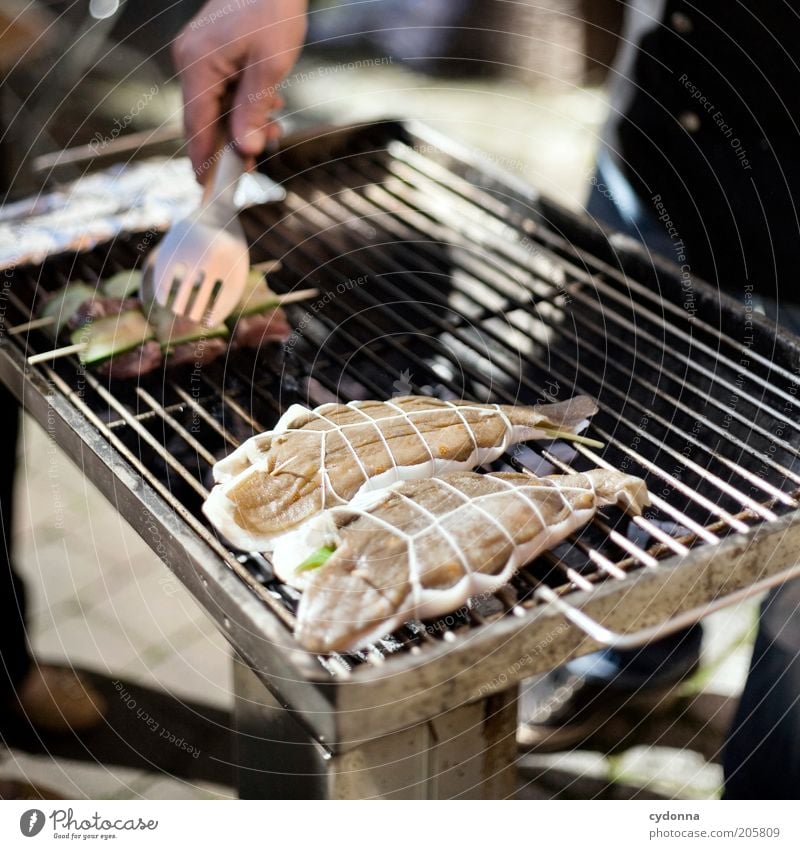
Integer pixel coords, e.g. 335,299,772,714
204,144,244,210
200,88,242,208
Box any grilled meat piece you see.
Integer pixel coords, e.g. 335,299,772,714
166,336,228,369
153,311,229,369
230,308,291,349
96,339,163,379
291,469,649,653
67,296,140,330
203,395,599,551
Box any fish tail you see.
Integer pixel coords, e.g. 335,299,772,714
584,469,650,515
504,395,599,434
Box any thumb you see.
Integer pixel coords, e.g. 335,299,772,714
231,57,282,157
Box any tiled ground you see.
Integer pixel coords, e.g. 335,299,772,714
1,56,761,799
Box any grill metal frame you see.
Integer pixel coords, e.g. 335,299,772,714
2,120,800,754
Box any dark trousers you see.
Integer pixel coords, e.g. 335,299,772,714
587,150,800,798
723,588,800,799
0,386,31,702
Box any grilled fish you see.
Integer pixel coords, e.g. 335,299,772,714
290,469,649,653
203,395,598,551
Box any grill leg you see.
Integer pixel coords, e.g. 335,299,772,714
232,657,518,799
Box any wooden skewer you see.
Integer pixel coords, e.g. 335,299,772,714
274,288,318,306
28,342,86,365
251,259,283,274
8,315,56,335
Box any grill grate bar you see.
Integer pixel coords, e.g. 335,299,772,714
269,181,771,533
346,158,800,478
262,218,716,579
136,387,219,467
104,402,199,429
315,164,800,506
630,516,691,555
198,368,270,436
84,372,210,500
171,384,241,448
372,151,800,454
385,141,800,408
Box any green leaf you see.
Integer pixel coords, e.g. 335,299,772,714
102,269,142,299
295,545,336,575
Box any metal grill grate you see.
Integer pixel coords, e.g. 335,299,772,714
3,121,800,690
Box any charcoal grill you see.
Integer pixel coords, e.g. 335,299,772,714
2,120,800,799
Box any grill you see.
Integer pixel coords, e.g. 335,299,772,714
3,120,800,798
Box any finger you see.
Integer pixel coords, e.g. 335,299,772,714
238,121,282,172
173,35,228,181
230,57,285,158
182,73,227,181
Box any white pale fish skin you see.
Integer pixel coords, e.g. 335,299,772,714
202,395,599,553
211,403,313,483
293,468,650,654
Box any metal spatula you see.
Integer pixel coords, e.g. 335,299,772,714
142,145,250,326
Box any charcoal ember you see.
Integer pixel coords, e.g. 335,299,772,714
231,308,291,349
68,296,141,330
97,339,162,379
167,336,228,369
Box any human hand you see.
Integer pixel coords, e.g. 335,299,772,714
172,0,308,180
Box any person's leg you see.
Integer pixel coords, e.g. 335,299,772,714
0,391,106,736
723,584,800,799
0,386,32,703
722,298,800,797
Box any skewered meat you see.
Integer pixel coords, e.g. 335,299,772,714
203,395,599,550
68,296,141,330
229,309,292,348
37,267,292,379
165,336,229,369
290,469,650,653
149,309,229,369
68,301,163,378
98,340,163,379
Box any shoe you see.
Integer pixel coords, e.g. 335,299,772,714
0,779,63,800
517,659,699,754
13,664,107,734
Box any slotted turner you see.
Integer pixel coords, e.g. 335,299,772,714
142,145,250,326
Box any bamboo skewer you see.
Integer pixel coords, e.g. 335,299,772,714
7,315,56,334
268,287,318,306
28,342,86,365
251,259,283,274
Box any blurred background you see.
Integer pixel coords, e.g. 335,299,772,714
0,0,759,800
1,0,623,202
